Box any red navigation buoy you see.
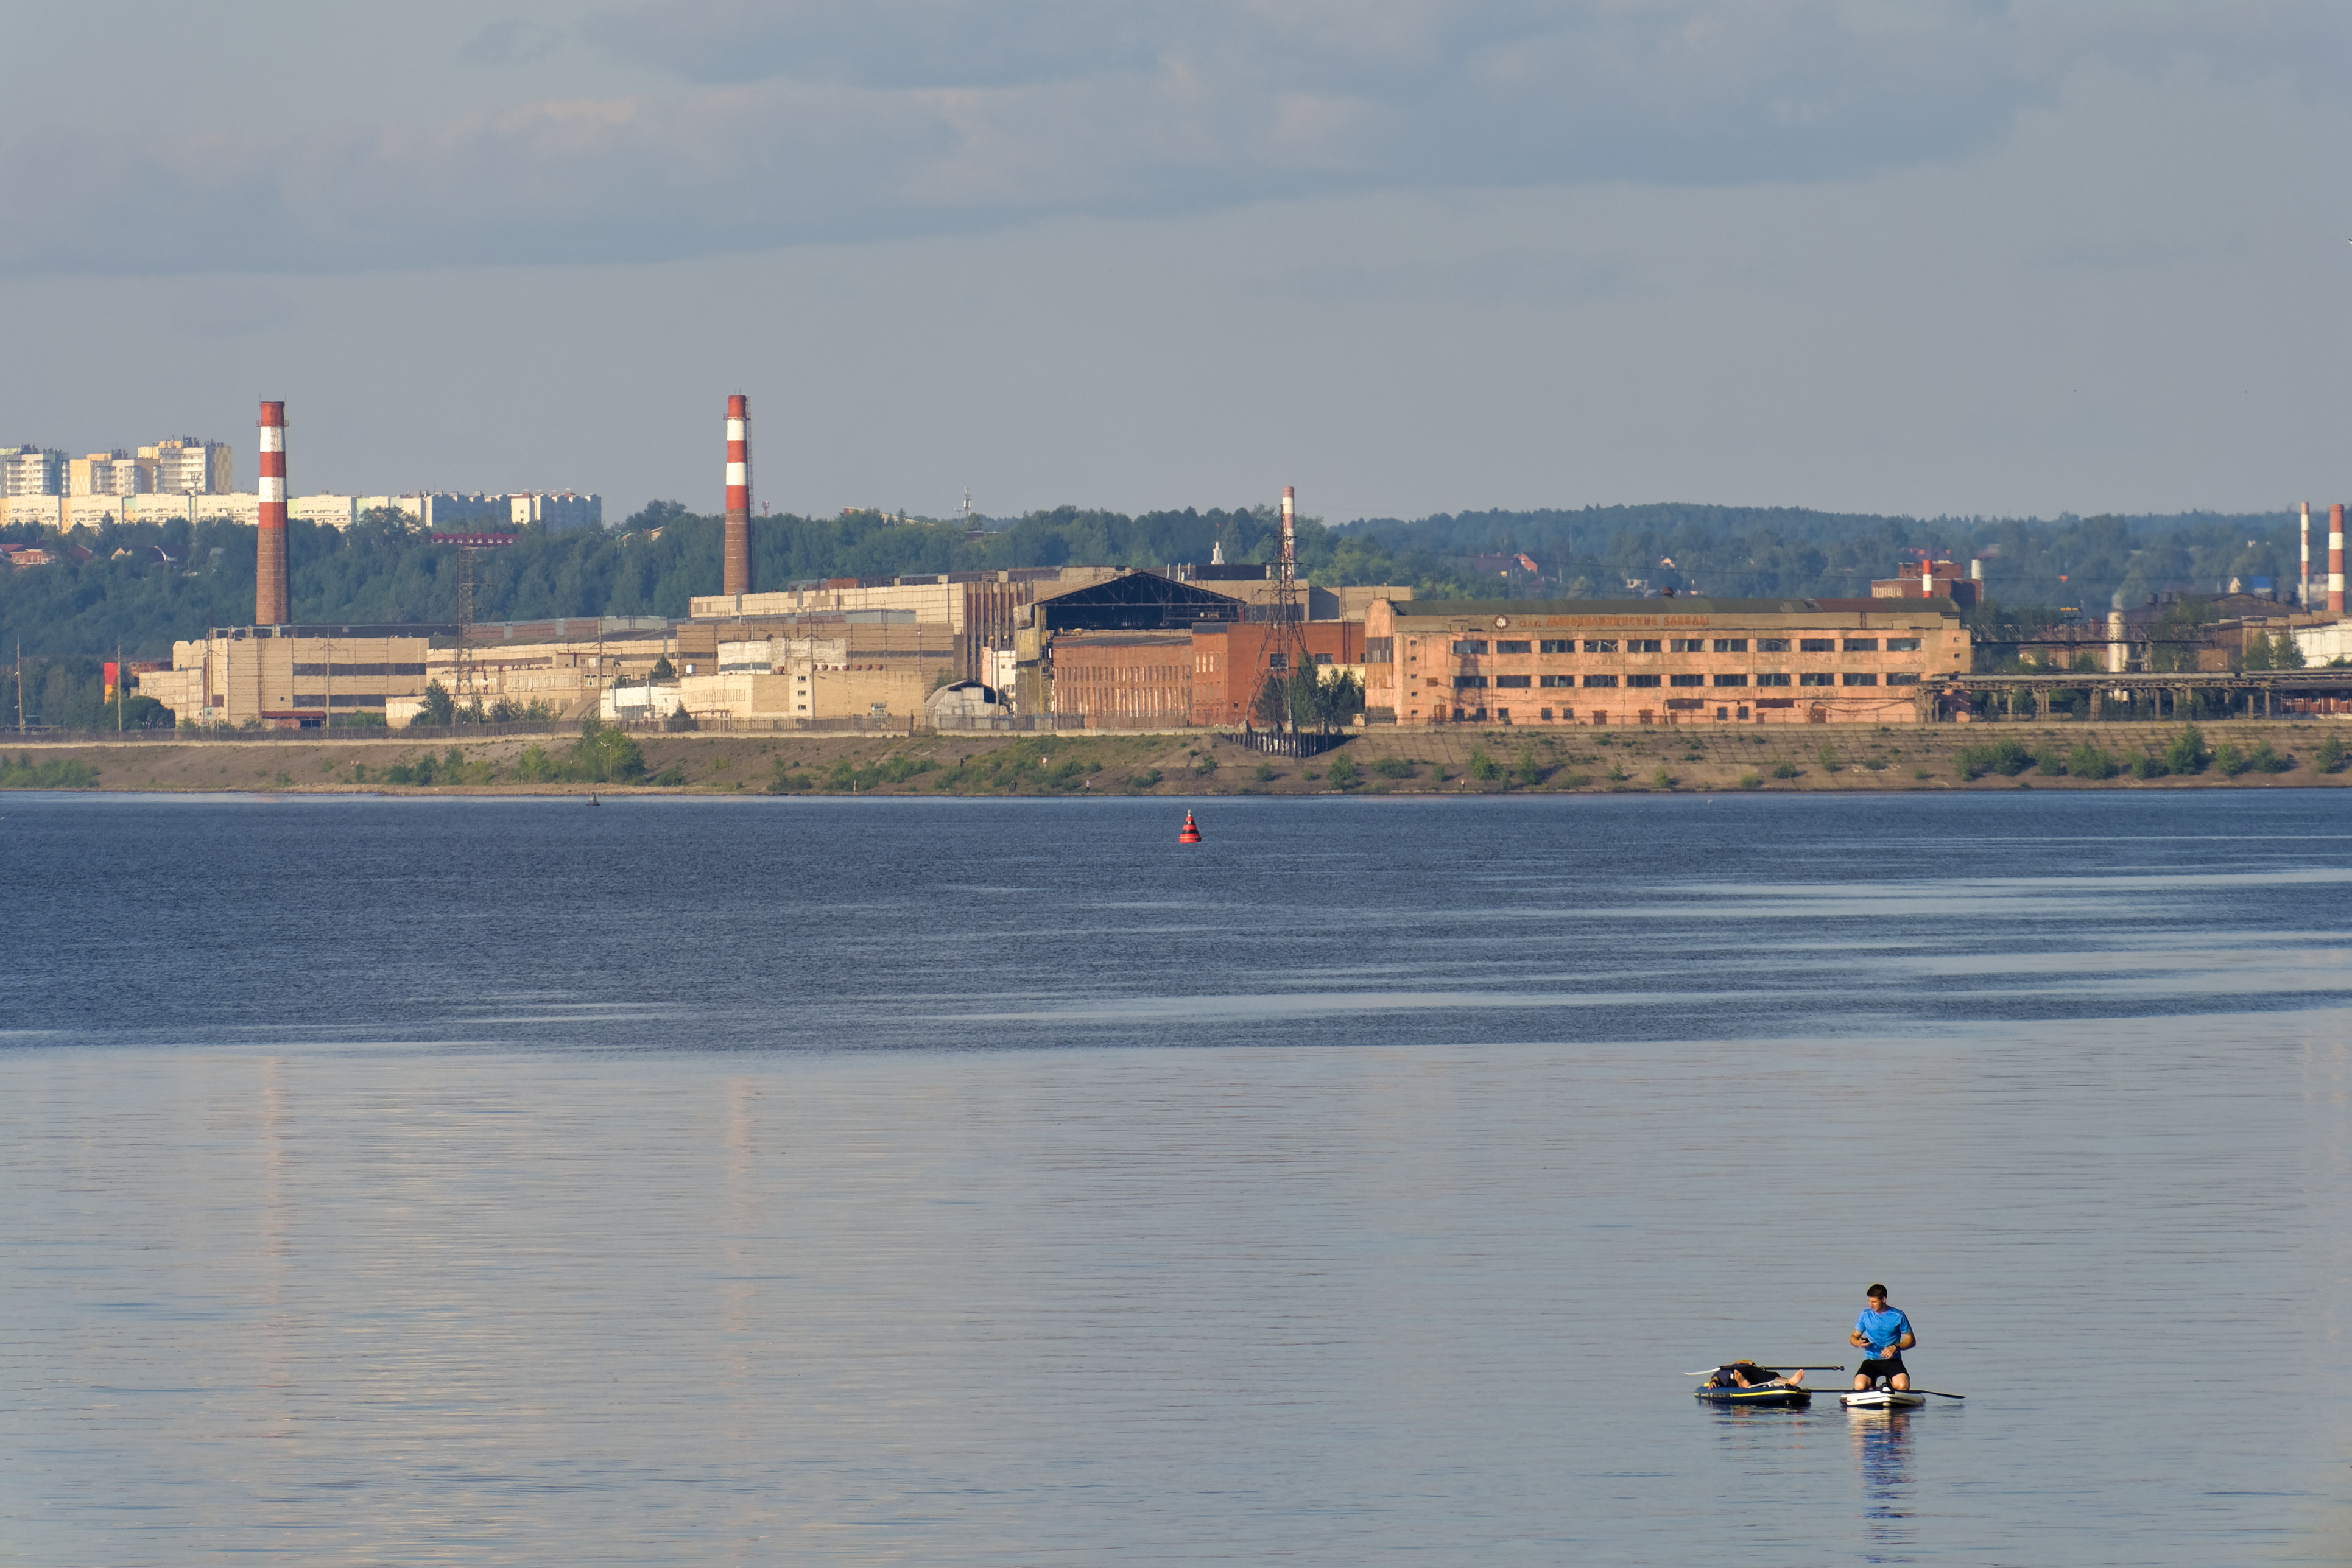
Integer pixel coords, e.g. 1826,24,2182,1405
1178,810,1202,844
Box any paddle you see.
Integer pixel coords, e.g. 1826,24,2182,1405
1684,1365,1845,1376
1847,1387,1965,1400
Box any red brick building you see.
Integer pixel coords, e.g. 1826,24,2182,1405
1048,631,1195,728
1189,621,1365,727
1365,597,1971,726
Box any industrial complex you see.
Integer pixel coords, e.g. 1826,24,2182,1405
90,398,2352,734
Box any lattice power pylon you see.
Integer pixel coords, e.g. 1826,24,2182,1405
1256,485,1313,734
454,543,478,715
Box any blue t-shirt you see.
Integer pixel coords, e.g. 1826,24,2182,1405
1856,1306,1914,1357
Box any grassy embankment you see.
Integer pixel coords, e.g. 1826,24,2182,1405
2,720,2346,795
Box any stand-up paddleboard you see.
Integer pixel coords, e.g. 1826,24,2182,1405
1840,1387,1928,1410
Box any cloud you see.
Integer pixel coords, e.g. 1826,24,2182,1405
1272,247,1635,306
464,19,566,66
6,1,2348,276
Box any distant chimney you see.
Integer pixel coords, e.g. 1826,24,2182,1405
1970,558,1982,582
723,394,751,597
256,401,288,625
2300,502,2311,607
2333,502,2346,615
1279,485,1295,588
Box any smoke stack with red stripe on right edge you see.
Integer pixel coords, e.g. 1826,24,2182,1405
2332,502,2346,616
256,401,289,626
723,395,752,598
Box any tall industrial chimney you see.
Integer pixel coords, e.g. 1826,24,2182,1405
2333,502,2346,616
2300,502,2311,607
256,401,289,625
723,394,752,597
1279,485,1296,587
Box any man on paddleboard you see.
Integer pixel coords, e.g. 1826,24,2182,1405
1850,1284,1915,1391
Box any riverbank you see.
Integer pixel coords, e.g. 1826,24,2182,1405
2,720,2346,794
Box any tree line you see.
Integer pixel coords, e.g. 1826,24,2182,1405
0,497,2309,659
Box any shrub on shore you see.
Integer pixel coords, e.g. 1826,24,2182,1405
1954,737,2032,779
2066,741,2118,780
0,753,99,789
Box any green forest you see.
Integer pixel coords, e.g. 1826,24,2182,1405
0,497,2306,664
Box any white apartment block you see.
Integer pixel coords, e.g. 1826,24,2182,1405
510,491,602,531
291,495,357,528
147,438,233,494
3,446,66,496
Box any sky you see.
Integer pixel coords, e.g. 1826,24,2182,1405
4,1,2349,527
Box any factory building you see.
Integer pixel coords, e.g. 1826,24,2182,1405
1364,597,1971,725
678,617,963,725
1872,558,1983,609
1187,620,1370,728
1049,632,1198,727
1034,574,1406,730
138,625,445,728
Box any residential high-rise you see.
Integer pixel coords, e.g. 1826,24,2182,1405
69,450,155,496
145,438,233,494
1,446,65,497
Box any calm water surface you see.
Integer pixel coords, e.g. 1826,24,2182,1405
4,790,2350,1566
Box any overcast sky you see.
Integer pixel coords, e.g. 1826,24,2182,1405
3,1,2348,526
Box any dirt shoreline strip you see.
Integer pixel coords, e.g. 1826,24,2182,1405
2,722,2345,796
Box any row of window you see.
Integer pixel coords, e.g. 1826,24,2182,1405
1454,672,1914,689
289,662,428,677
1448,637,1919,655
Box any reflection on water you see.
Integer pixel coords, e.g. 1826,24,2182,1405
2,792,2351,1565
1850,1412,1917,1563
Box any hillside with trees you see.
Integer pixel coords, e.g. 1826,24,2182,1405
0,497,2304,665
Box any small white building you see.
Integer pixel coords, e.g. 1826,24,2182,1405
2289,621,2352,666
602,683,685,723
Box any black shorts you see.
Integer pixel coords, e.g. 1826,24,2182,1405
1857,1355,1907,1380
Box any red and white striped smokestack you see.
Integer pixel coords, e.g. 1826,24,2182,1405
2331,502,2346,616
2300,502,2311,607
1279,485,1296,587
723,394,752,597
256,400,289,625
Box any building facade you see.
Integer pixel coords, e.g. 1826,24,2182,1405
69,451,153,496
1049,631,1196,728
1188,620,1368,728
148,438,234,494
1364,598,1971,725
510,491,603,531
139,627,441,728
3,446,66,496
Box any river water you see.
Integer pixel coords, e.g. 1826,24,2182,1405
3,790,2349,1566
